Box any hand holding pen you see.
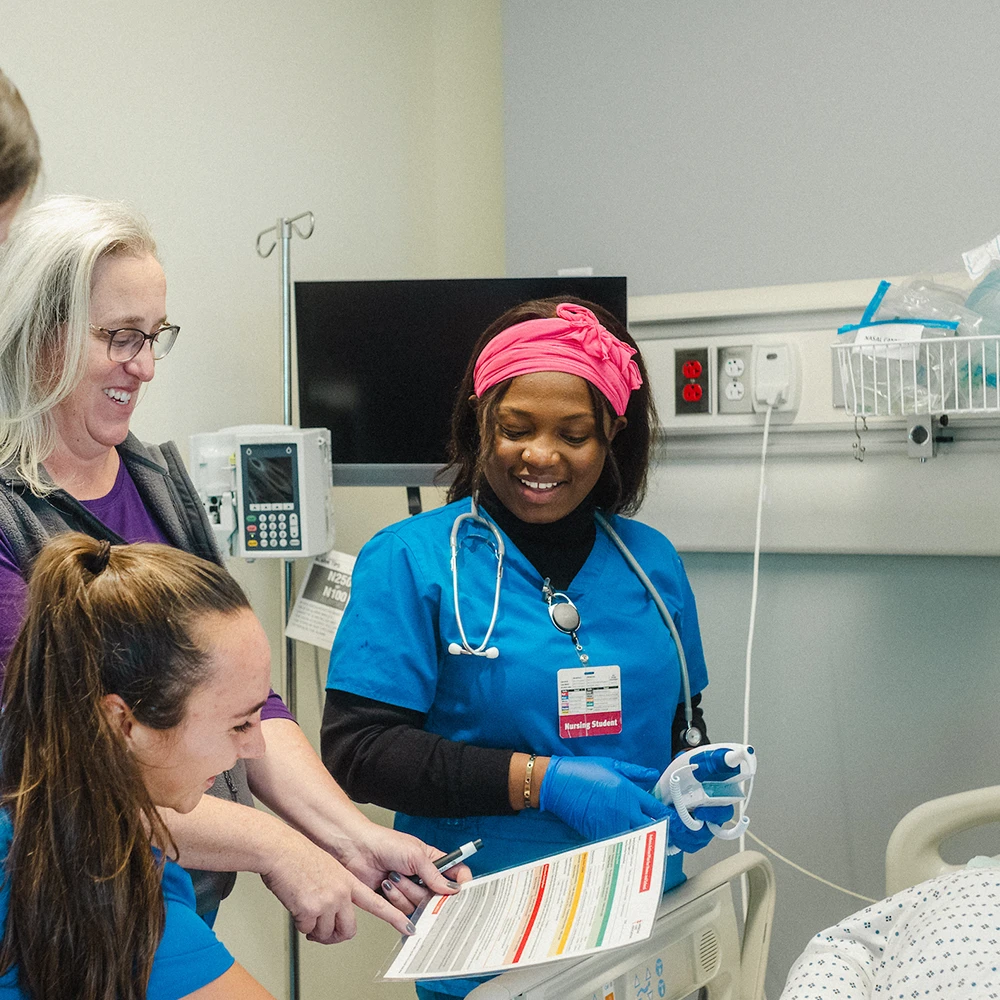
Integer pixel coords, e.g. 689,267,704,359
379,839,480,918
409,838,482,887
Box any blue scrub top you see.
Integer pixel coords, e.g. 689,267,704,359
0,812,234,998
328,498,708,880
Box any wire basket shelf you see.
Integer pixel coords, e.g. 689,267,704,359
832,334,1000,417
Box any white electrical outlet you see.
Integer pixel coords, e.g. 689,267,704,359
751,343,799,412
717,345,753,414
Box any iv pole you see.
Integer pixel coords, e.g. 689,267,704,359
256,211,314,1000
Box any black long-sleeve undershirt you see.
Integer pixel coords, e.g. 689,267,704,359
321,689,707,817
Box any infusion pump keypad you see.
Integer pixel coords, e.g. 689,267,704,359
245,507,300,550
239,442,303,553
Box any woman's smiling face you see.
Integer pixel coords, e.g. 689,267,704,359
50,252,165,462
481,370,625,524
127,609,272,814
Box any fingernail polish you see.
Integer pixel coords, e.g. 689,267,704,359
405,920,416,936
389,871,402,883
446,879,460,890
382,879,394,894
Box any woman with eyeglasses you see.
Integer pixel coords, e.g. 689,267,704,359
0,195,464,950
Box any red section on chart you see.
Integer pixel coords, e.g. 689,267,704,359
639,830,657,892
512,864,549,963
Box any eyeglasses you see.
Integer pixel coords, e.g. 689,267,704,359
90,324,180,362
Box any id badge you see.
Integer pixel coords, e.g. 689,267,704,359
557,665,623,739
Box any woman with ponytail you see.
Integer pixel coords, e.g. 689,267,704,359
0,532,276,999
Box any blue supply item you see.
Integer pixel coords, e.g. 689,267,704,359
960,271,1000,392
965,270,1000,334
653,743,757,856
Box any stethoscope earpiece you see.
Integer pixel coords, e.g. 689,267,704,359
448,640,500,659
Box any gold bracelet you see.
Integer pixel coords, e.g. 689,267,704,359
523,754,537,809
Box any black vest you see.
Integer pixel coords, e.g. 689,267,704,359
0,434,252,916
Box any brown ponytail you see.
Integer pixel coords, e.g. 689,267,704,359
0,533,250,1000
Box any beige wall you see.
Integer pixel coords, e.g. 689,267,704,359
1,1,504,995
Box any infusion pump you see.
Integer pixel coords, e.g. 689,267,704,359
189,425,333,559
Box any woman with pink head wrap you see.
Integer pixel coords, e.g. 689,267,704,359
324,298,724,1000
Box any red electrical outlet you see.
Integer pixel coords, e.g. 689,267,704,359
675,347,710,415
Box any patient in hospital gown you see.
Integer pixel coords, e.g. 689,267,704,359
780,859,1000,999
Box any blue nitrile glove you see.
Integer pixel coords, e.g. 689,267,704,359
665,804,735,854
539,756,669,841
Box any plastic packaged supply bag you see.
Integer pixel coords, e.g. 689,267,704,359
837,231,1000,415
958,269,1000,396
837,280,958,415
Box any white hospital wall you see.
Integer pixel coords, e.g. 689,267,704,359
0,2,503,997
502,0,1000,295
501,3,1000,997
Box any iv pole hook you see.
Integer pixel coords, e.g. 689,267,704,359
255,212,314,259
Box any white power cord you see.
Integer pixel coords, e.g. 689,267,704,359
745,830,877,904
739,400,773,917
741,396,878,910
743,402,773,755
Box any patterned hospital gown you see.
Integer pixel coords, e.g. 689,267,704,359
780,862,1000,999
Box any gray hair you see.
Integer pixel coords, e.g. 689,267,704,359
0,195,157,494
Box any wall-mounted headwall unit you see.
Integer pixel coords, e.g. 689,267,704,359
629,279,1000,557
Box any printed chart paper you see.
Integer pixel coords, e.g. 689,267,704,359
384,821,666,981
284,550,355,650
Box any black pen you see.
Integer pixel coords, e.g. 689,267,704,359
409,838,482,886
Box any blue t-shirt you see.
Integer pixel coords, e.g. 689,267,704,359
0,813,234,998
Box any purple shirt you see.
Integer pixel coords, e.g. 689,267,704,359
0,459,292,722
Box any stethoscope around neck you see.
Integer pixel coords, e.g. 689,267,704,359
446,494,703,747
447,494,504,659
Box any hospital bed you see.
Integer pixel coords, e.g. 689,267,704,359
466,849,776,1000
884,783,1000,896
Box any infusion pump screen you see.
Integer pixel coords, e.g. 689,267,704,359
240,444,301,552
246,456,294,505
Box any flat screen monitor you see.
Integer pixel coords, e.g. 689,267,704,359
294,276,627,486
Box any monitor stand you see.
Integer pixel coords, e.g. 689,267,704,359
406,486,422,516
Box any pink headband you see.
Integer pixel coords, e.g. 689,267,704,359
472,303,642,416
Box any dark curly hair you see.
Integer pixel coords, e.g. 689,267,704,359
440,296,657,516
